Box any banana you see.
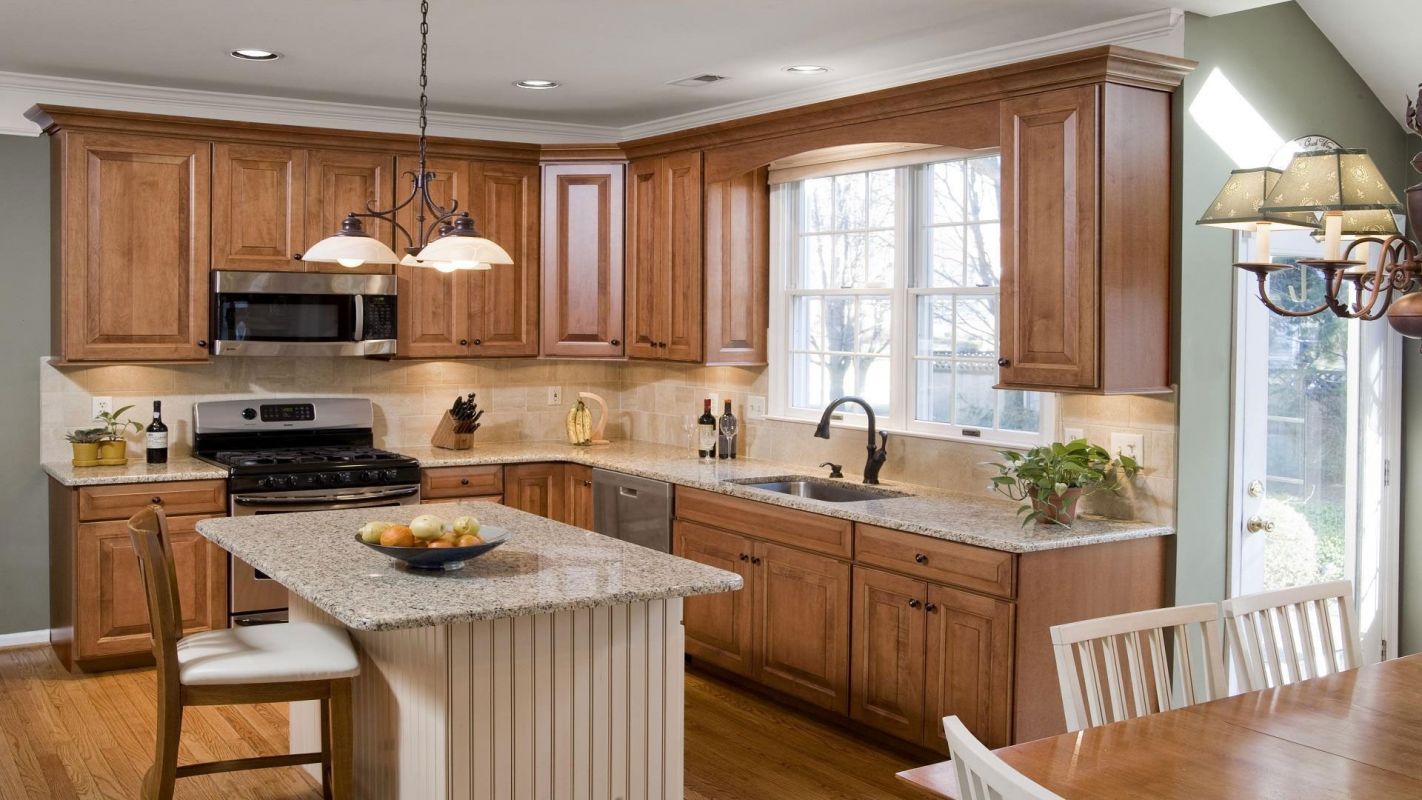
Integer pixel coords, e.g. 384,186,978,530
566,400,592,445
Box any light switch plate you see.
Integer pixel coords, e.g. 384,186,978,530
747,395,767,418
1110,432,1145,466
1064,426,1085,442
92,396,113,418
546,387,562,406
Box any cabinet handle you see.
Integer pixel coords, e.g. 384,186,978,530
460,478,470,486
197,339,208,348
611,339,621,346
659,341,669,348
997,357,1011,367
473,339,482,346
739,553,749,561
583,480,592,486
914,553,928,564
908,598,922,609
459,339,469,346
750,556,762,565
925,602,938,613
292,252,303,260
150,496,163,505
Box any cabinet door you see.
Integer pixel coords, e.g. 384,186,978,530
923,583,1014,751
212,143,306,271
998,85,1099,390
469,161,540,356
57,131,211,362
563,464,595,530
674,521,754,677
504,462,566,520
704,167,769,365
625,157,664,360
305,148,396,274
539,163,625,358
850,566,928,742
74,514,227,661
753,540,851,712
662,152,704,363
394,156,473,358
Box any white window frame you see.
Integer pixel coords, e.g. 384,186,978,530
767,153,1053,450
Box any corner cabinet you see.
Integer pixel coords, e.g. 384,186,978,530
626,152,704,363
51,131,212,362
540,164,625,358
997,83,1172,394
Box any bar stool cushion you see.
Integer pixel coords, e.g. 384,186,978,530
177,622,360,686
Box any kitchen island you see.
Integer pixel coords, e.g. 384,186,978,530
196,503,742,800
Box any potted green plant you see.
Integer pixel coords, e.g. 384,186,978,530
93,405,143,466
65,427,107,467
988,439,1139,527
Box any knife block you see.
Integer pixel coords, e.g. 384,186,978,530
431,411,475,450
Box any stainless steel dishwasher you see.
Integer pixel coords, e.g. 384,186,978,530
592,468,673,552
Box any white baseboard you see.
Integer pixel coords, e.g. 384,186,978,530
0,629,49,650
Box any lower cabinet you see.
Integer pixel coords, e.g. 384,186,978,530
563,464,594,530
675,521,755,676
850,566,928,743
502,462,594,531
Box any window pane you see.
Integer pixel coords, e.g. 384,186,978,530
858,357,892,416
865,231,895,288
998,390,1041,433
859,296,893,356
916,296,953,357
926,226,965,288
955,297,997,357
954,361,996,428
916,360,953,423
791,296,821,351
964,222,1000,287
965,156,1000,222
928,161,967,224
832,172,867,230
802,177,834,233
823,296,856,352
867,170,897,229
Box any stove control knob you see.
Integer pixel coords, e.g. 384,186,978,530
361,469,379,481
241,407,257,420
268,475,291,490
257,477,271,490
337,471,355,485
382,469,400,482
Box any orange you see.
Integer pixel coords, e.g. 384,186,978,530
380,525,417,548
427,540,455,549
456,534,481,547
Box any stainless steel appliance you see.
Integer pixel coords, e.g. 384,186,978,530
592,469,672,552
209,271,398,357
194,397,421,624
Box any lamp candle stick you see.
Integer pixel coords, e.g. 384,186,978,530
1323,211,1344,260
1254,221,1273,262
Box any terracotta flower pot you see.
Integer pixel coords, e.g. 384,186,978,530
97,439,128,466
1029,486,1083,527
70,442,100,467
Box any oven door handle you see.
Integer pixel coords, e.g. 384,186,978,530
233,486,420,506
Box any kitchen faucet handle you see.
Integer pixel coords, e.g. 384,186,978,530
819,462,844,479
876,430,889,454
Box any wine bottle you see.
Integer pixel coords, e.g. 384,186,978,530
717,400,738,460
145,400,169,464
697,399,718,459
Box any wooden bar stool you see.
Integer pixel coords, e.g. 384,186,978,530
127,505,359,800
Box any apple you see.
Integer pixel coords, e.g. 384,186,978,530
359,521,394,544
409,514,446,542
452,515,480,537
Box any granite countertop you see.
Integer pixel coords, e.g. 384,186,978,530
196,502,742,631
42,457,229,486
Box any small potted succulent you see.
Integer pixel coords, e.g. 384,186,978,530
988,438,1139,527
93,405,143,466
65,427,107,467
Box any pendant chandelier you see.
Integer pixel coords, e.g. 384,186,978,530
301,0,512,273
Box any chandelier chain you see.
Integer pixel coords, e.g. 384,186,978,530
418,0,429,170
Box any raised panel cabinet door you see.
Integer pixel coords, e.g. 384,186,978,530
58,131,211,362
74,514,227,662
211,143,306,271
540,163,625,358
704,167,769,365
394,156,473,358
305,148,396,274
469,161,540,356
625,157,665,360
752,540,851,712
563,464,595,530
662,151,704,363
850,566,928,743
923,583,1015,751
504,462,566,521
998,85,1100,391
673,521,754,677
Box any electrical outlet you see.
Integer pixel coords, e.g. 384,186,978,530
1110,432,1145,466
1064,426,1085,442
747,395,767,418
92,396,113,418
546,386,562,406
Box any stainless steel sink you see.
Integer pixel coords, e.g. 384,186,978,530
729,476,909,503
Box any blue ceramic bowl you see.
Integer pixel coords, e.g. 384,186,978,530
356,525,510,570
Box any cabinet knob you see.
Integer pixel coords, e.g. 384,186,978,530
460,478,470,486
459,339,468,346
292,252,303,260
997,357,1011,367
150,496,163,505
583,480,592,486
914,553,928,564
750,556,762,565
473,339,482,346
739,553,749,561
659,341,669,349
908,598,922,609
197,339,208,348
611,339,621,346
925,602,938,613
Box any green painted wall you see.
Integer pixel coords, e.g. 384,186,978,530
0,134,51,634
1178,4,1411,639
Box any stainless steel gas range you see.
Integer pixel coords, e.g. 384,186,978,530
193,397,421,625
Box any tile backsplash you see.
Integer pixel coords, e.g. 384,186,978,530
41,357,1177,525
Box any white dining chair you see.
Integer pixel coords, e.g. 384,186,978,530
944,715,1062,800
1050,603,1225,731
1221,579,1361,692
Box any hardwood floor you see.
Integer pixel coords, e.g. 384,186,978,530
0,646,922,799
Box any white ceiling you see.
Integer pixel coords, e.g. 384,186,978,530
1295,0,1422,130
0,0,1277,138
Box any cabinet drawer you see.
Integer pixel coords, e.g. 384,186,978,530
77,480,227,523
423,495,502,506
855,524,1016,599
421,466,504,499
675,487,852,558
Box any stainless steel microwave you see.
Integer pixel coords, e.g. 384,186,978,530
210,271,397,357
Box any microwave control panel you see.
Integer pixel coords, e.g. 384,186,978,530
362,295,397,340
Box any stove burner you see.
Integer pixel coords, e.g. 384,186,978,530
209,447,410,468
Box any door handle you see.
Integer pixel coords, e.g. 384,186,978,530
619,487,639,498
908,598,922,609
1246,516,1275,533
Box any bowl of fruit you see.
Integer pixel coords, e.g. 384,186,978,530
356,513,509,571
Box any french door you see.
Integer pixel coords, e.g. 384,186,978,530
1229,227,1400,664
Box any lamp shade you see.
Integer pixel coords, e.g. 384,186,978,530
399,253,492,271
1196,167,1319,230
413,212,514,267
301,214,401,266
1260,148,1403,214
1308,209,1401,240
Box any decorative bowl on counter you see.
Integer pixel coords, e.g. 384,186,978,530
356,526,511,571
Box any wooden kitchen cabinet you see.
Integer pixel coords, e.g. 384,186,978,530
998,83,1171,393
626,152,703,363
420,465,503,500
675,520,755,677
923,584,1015,751
851,566,928,743
395,156,474,358
703,167,770,365
563,464,595,530
540,163,625,358
753,540,851,712
50,130,212,362
211,143,307,271
305,148,396,274
503,462,567,521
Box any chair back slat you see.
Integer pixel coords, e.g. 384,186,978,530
1050,603,1224,732
1223,580,1361,692
945,716,1063,800
127,506,182,686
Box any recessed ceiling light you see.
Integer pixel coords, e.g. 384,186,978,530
514,79,560,90
230,48,282,62
784,65,829,74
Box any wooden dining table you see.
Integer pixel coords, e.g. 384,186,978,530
898,653,1422,799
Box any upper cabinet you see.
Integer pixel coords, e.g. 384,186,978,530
212,143,307,271
626,152,703,363
997,83,1172,394
52,130,212,362
304,148,397,275
540,163,625,358
704,167,770,365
